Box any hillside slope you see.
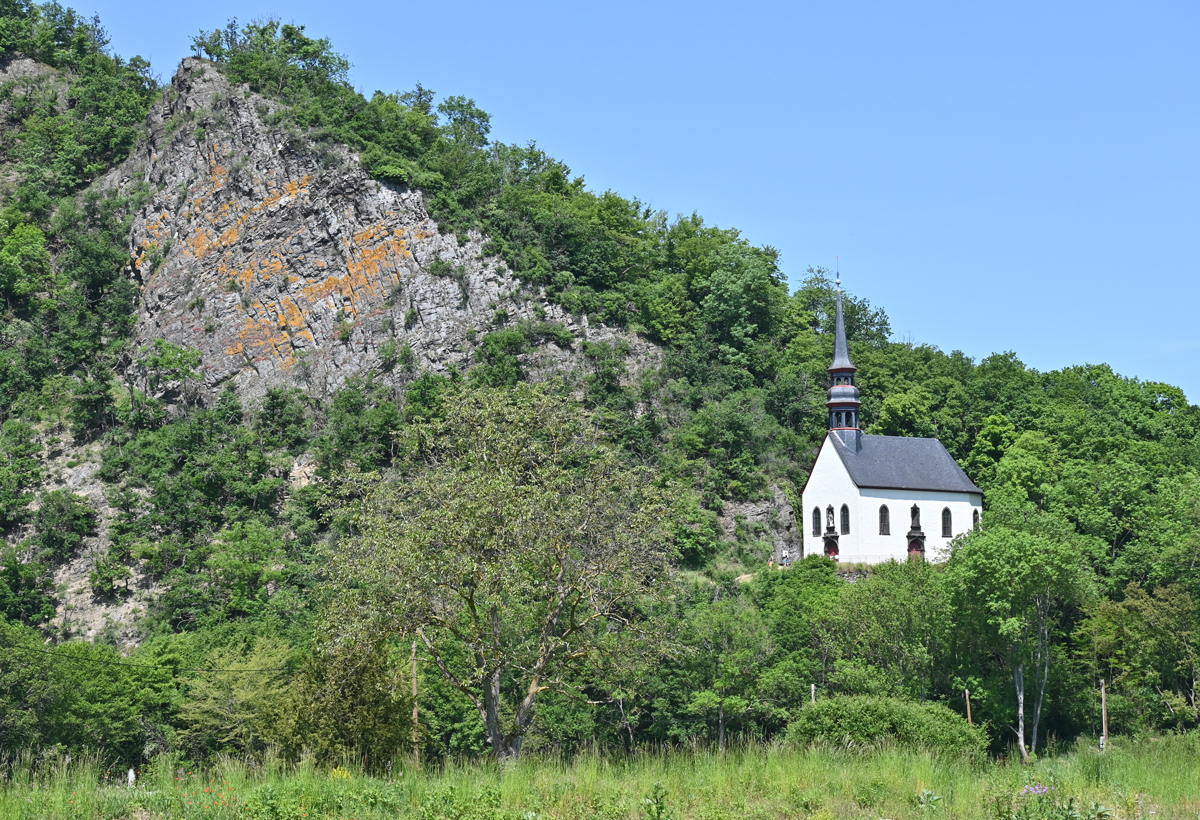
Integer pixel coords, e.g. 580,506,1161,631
31,56,682,643
116,58,657,402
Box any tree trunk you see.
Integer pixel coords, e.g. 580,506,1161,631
1014,661,1029,763
481,667,509,758
1030,617,1051,754
618,698,635,750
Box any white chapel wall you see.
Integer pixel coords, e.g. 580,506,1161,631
800,440,860,557
801,440,983,564
855,488,981,563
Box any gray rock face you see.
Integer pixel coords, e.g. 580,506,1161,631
718,485,802,562
32,436,156,648
109,58,656,404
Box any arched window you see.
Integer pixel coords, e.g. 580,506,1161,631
840,504,850,535
879,505,890,535
973,509,980,529
942,507,953,538
812,507,821,537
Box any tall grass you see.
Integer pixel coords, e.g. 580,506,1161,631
2,736,1198,819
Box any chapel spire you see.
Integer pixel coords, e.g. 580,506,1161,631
826,277,861,444
830,281,855,372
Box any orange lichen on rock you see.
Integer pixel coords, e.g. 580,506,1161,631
260,255,285,281
141,212,172,243
348,237,409,283
187,229,218,260
277,297,308,331
301,275,345,304
234,315,279,356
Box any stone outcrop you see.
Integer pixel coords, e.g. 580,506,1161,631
108,58,657,404
21,433,157,648
718,485,802,562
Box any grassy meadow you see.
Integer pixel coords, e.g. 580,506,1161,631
3,737,1199,820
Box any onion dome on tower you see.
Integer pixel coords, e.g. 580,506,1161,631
827,279,861,449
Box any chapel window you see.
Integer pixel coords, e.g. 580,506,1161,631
840,504,850,535
812,507,821,537
879,505,890,535
942,507,953,538
973,509,980,529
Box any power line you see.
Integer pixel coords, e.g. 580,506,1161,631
0,639,292,674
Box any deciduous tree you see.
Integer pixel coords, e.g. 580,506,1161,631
330,382,678,758
946,491,1093,761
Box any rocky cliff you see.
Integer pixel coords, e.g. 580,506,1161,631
111,58,657,403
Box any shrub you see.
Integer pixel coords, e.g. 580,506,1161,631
32,489,98,563
378,338,398,369
785,695,986,759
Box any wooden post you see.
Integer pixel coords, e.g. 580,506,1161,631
1100,678,1108,752
964,688,972,725
412,641,420,763
811,683,816,704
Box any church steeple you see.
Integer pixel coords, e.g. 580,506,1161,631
826,278,861,446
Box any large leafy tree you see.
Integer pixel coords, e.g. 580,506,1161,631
945,491,1094,761
330,382,679,758
815,558,951,702
683,596,772,749
1077,583,1200,733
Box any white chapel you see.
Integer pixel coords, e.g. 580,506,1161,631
800,284,983,564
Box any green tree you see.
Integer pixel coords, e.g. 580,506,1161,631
815,559,949,701
0,221,51,302
870,386,939,439
0,419,41,528
684,596,772,749
753,556,844,714
0,617,68,753
177,638,294,760
330,382,678,758
945,493,1094,761
0,548,54,625
31,489,96,563
200,521,288,621
1077,583,1199,733
277,639,413,766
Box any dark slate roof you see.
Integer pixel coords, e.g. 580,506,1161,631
827,433,983,494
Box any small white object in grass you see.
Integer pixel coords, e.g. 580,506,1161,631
127,768,136,787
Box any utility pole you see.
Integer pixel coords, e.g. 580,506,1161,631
964,688,972,725
1100,678,1108,752
811,683,816,704
412,641,420,764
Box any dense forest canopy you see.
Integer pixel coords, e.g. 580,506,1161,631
0,5,1197,767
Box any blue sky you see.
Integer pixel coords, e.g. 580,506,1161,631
85,0,1200,401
